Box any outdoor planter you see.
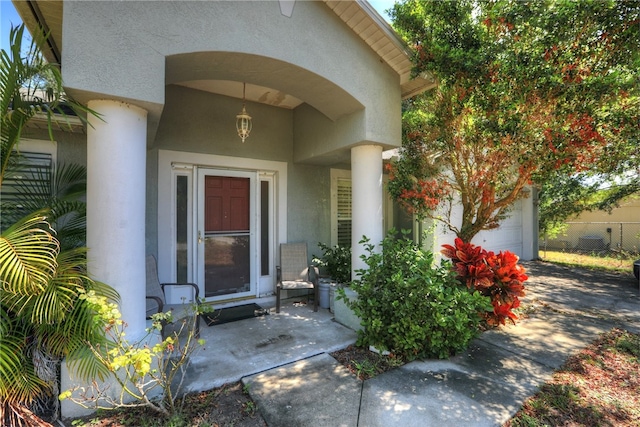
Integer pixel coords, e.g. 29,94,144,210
334,287,362,332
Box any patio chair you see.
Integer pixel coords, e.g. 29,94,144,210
276,242,319,313
146,255,201,338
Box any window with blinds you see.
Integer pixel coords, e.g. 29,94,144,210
336,178,352,247
2,151,53,223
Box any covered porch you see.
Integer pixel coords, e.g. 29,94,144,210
183,298,357,394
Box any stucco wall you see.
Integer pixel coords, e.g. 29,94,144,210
571,195,640,224
20,127,87,165
155,85,293,160
287,163,332,256
61,1,402,153
153,85,333,260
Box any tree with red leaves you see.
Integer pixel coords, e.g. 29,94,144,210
387,0,639,243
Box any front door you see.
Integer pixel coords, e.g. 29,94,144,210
197,169,256,300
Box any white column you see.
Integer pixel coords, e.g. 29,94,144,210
87,100,147,336
521,186,537,261
351,144,383,276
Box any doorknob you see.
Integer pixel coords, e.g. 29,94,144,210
198,231,203,244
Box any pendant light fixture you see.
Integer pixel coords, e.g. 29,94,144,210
236,82,252,143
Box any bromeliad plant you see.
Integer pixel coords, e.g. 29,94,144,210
441,238,528,326
60,291,211,417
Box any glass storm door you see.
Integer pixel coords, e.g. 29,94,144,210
197,170,256,300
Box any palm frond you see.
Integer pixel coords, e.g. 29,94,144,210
0,214,59,297
0,309,49,408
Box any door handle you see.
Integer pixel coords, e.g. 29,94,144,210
198,231,203,244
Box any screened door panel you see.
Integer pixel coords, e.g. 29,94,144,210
201,175,251,298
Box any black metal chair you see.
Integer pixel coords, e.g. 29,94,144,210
145,255,201,338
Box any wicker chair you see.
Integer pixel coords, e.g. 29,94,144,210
145,255,201,338
276,242,319,313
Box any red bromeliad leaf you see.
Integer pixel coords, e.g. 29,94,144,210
442,240,528,327
441,243,458,260
467,264,494,290
489,298,520,326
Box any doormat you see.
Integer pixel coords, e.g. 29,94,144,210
203,303,268,326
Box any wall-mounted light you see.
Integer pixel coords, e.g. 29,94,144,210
236,82,252,143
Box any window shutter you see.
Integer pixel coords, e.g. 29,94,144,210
336,178,352,247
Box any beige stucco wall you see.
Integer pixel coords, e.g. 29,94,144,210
572,195,640,224
544,195,640,253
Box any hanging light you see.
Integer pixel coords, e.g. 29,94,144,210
236,82,252,143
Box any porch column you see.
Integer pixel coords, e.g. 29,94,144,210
87,99,148,337
351,144,383,276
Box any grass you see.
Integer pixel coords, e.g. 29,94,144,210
505,328,640,427
540,250,636,274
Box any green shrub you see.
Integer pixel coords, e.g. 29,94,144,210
312,242,352,284
341,230,492,360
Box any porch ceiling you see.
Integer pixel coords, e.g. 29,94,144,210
166,52,363,122
13,0,436,107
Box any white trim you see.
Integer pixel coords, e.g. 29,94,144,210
158,150,287,303
258,172,276,297
15,139,57,164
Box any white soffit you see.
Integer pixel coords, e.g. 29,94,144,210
176,80,303,109
323,0,436,98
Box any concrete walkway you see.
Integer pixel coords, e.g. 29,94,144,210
243,261,640,427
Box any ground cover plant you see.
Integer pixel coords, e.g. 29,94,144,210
505,328,640,427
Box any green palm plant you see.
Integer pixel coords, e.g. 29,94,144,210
1,24,116,426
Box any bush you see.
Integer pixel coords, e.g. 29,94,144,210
312,242,352,284
341,230,492,360
60,291,212,417
441,238,528,326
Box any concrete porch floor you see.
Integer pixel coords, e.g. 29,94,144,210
182,297,358,394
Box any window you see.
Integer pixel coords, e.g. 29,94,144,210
336,178,352,247
331,168,394,247
331,169,352,247
2,140,56,228
176,174,189,283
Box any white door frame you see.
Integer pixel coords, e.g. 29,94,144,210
157,150,288,305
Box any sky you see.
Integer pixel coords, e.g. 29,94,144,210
1,0,23,52
1,0,397,54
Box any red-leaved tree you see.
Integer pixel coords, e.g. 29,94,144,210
387,0,639,243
